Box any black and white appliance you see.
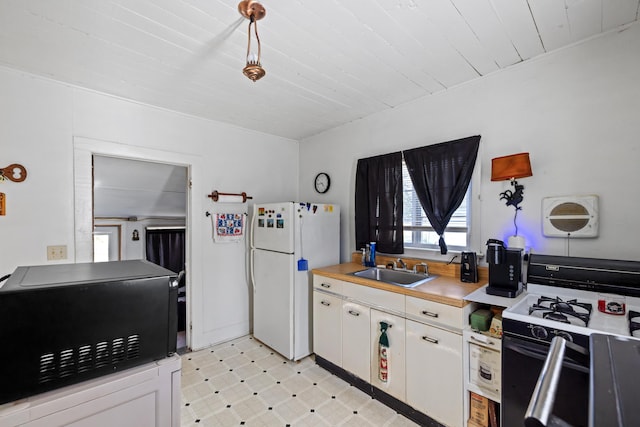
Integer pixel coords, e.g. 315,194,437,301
486,239,523,298
501,254,640,427
0,260,178,405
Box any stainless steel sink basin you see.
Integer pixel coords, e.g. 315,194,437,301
350,268,438,288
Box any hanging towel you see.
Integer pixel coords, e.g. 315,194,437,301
214,213,245,243
378,321,390,383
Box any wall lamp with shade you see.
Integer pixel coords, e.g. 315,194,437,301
491,152,533,249
238,1,266,82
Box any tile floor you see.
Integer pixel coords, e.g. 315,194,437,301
180,335,420,427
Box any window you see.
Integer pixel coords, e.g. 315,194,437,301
402,160,470,250
93,225,121,262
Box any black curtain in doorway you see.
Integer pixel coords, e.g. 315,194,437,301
145,229,185,274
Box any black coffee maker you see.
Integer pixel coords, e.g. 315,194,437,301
485,239,523,298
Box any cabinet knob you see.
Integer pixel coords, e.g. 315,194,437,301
421,310,439,318
421,336,439,344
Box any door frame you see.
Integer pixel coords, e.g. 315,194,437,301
73,136,201,351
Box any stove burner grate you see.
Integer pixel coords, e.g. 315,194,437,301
528,296,592,327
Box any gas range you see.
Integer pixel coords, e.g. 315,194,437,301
502,254,640,344
504,284,640,342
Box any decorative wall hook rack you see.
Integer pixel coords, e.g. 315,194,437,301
0,164,27,182
207,190,253,203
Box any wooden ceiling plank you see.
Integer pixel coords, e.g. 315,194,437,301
374,0,480,88
299,0,433,104
489,0,545,60
265,1,427,106
413,0,501,76
528,0,572,51
335,0,447,93
603,0,640,30
565,0,602,42
451,0,522,68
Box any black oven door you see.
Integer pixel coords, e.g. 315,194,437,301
502,334,590,427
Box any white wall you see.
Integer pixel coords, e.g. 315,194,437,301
0,69,299,350
299,23,640,263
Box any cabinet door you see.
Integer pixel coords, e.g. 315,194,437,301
313,291,342,365
406,319,463,427
342,301,370,381
370,309,406,401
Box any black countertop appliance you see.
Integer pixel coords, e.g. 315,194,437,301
485,239,523,298
0,260,178,404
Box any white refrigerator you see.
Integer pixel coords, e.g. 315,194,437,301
250,202,340,360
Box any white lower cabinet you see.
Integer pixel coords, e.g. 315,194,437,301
406,319,463,427
342,301,371,381
313,291,342,366
370,309,406,401
313,274,467,427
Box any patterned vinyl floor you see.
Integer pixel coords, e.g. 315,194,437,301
180,335,420,427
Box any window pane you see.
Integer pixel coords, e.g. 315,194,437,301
93,234,110,262
402,160,469,249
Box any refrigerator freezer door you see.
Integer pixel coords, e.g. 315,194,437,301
253,248,294,359
252,202,295,253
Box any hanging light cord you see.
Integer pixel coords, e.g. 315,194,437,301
246,14,261,64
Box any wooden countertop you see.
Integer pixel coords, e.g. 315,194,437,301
312,262,485,308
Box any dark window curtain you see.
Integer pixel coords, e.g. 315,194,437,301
403,135,480,254
355,152,403,254
146,229,185,274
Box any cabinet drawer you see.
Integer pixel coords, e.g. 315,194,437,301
406,295,464,330
342,281,404,312
313,276,343,294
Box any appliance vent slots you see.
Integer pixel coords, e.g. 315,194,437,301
542,195,599,238
39,353,55,383
38,335,142,384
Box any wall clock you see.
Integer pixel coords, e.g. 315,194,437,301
314,172,331,194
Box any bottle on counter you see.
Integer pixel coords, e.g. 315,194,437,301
364,244,371,267
369,242,376,267
361,248,367,266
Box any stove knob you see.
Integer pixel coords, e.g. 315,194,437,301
531,325,548,340
555,331,573,342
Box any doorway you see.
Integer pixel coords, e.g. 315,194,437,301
92,154,189,353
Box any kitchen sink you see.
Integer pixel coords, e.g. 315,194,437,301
349,267,438,288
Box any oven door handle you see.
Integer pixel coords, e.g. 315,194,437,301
524,336,574,427
505,338,589,372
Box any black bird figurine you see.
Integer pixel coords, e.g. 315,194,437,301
499,181,525,210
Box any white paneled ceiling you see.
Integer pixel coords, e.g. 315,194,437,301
93,155,187,218
0,0,638,140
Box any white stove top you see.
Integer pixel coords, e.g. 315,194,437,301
503,284,640,338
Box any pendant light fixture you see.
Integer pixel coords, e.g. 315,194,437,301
238,1,266,82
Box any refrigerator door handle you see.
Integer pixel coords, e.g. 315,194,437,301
250,248,256,293
250,207,256,249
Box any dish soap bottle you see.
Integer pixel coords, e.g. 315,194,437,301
369,242,376,267
361,248,367,266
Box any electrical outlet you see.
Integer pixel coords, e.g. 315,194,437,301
47,245,67,261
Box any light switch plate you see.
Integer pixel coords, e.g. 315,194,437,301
47,245,67,260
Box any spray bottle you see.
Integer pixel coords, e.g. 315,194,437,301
378,321,389,383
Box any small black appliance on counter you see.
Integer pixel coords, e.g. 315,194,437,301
460,251,479,283
485,239,523,298
0,260,178,405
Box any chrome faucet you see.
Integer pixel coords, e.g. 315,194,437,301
396,258,407,270
414,262,429,276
